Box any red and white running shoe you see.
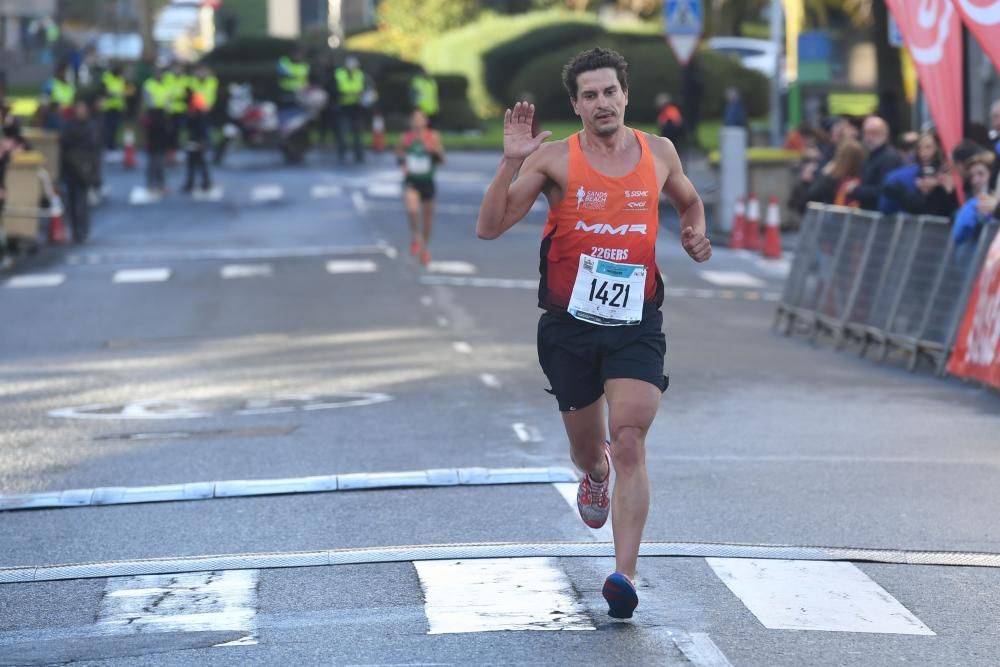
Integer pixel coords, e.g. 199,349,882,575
577,441,611,529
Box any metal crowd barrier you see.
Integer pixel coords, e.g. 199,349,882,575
774,203,998,374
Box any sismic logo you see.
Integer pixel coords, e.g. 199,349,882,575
575,221,647,235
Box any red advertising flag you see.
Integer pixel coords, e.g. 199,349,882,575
886,0,964,182
947,233,1000,388
953,0,1000,71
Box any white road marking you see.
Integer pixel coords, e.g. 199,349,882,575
419,295,434,307
699,270,766,288
667,629,734,667
5,274,65,288
452,341,472,354
693,288,716,299
96,570,258,646
755,256,792,276
427,261,477,275
415,558,594,634
112,268,171,283
310,184,343,199
367,182,402,198
128,186,161,205
553,482,613,541
191,186,224,202
479,373,501,388
250,184,283,202
420,276,537,289
326,259,377,274
665,287,692,297
706,558,935,635
436,316,450,328
762,292,781,301
351,190,368,214
511,423,542,443
73,245,392,263
221,264,273,279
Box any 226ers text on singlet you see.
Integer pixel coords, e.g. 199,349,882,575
539,130,663,326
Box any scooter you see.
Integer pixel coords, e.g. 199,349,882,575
214,83,328,165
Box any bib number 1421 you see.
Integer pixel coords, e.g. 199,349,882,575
588,279,630,308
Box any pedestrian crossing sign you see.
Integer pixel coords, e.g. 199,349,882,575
663,0,703,65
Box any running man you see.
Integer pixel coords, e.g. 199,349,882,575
476,48,711,619
398,109,444,266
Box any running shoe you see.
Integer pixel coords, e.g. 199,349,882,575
409,239,421,256
420,248,431,267
576,441,611,528
602,572,638,619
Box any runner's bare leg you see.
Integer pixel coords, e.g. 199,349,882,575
605,378,660,580
404,187,422,247
421,199,435,245
562,397,610,482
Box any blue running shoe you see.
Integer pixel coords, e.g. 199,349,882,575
602,572,638,619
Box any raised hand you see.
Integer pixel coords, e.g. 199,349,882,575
504,101,552,161
681,227,712,263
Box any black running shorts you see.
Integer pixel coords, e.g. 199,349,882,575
537,306,669,412
405,178,435,202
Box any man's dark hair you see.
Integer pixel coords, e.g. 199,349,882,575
561,48,628,100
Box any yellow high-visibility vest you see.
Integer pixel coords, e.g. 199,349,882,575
335,68,364,106
192,76,218,110
412,75,439,116
164,72,190,113
143,78,169,110
49,79,75,109
278,56,309,92
101,72,126,111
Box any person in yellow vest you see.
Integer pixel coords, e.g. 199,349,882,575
278,48,310,107
44,65,76,122
163,61,191,163
100,65,127,150
142,67,172,194
410,68,439,128
334,55,366,164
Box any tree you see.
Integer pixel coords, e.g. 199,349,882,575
377,0,479,60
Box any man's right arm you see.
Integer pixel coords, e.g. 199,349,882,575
477,151,547,240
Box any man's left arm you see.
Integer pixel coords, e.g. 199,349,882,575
657,137,711,262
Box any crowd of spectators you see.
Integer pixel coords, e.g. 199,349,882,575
788,99,1000,245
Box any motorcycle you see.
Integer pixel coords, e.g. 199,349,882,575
214,83,328,165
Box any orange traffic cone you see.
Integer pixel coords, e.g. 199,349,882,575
123,128,136,170
47,193,67,245
729,196,746,249
762,195,783,259
371,112,385,154
743,194,761,251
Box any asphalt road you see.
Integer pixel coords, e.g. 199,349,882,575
1,144,999,666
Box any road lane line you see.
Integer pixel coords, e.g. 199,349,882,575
326,259,377,274
706,558,935,634
310,184,343,199
479,373,501,388
699,270,766,288
351,191,367,214
426,261,476,275
250,184,283,202
415,558,594,634
74,245,394,263
667,629,734,667
96,570,258,646
221,264,273,279
420,276,536,289
112,268,171,283
419,295,434,306
5,274,65,288
511,423,542,443
367,182,402,198
452,341,472,354
436,316,450,328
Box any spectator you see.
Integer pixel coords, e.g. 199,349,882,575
334,56,367,164
722,87,748,130
654,93,683,145
817,116,858,168
880,131,957,217
410,67,439,127
805,138,866,207
951,139,990,198
682,54,703,145
953,152,998,246
100,64,127,151
59,98,100,243
182,86,212,194
896,131,919,164
142,67,171,195
847,115,902,210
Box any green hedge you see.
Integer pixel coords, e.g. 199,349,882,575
482,22,604,106
506,36,769,124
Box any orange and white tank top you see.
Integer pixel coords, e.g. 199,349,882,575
538,129,663,324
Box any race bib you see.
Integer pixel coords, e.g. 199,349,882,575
406,154,432,175
567,254,646,326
